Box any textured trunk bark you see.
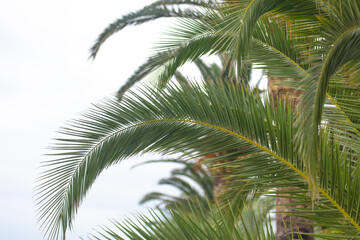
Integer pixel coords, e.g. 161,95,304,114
268,77,314,240
268,77,303,107
197,151,226,201
201,152,226,200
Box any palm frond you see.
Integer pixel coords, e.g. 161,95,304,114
139,192,178,205
115,51,173,99
113,9,231,98
250,16,309,79
89,0,217,58
151,2,317,86
218,0,317,77
173,70,189,83
296,0,360,186
114,34,220,99
37,82,360,239
86,200,275,240
194,58,221,82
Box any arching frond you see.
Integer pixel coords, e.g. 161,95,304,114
37,82,360,239
90,0,218,58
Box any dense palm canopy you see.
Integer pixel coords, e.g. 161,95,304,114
37,0,360,239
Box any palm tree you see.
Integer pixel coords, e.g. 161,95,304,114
36,1,360,239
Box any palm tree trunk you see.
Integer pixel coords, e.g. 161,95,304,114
268,77,314,240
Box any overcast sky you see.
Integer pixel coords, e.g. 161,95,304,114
0,1,187,239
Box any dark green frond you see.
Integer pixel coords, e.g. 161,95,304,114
90,0,217,58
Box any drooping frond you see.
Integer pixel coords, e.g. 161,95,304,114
37,82,360,239
295,0,360,185
90,0,218,58
101,0,320,97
